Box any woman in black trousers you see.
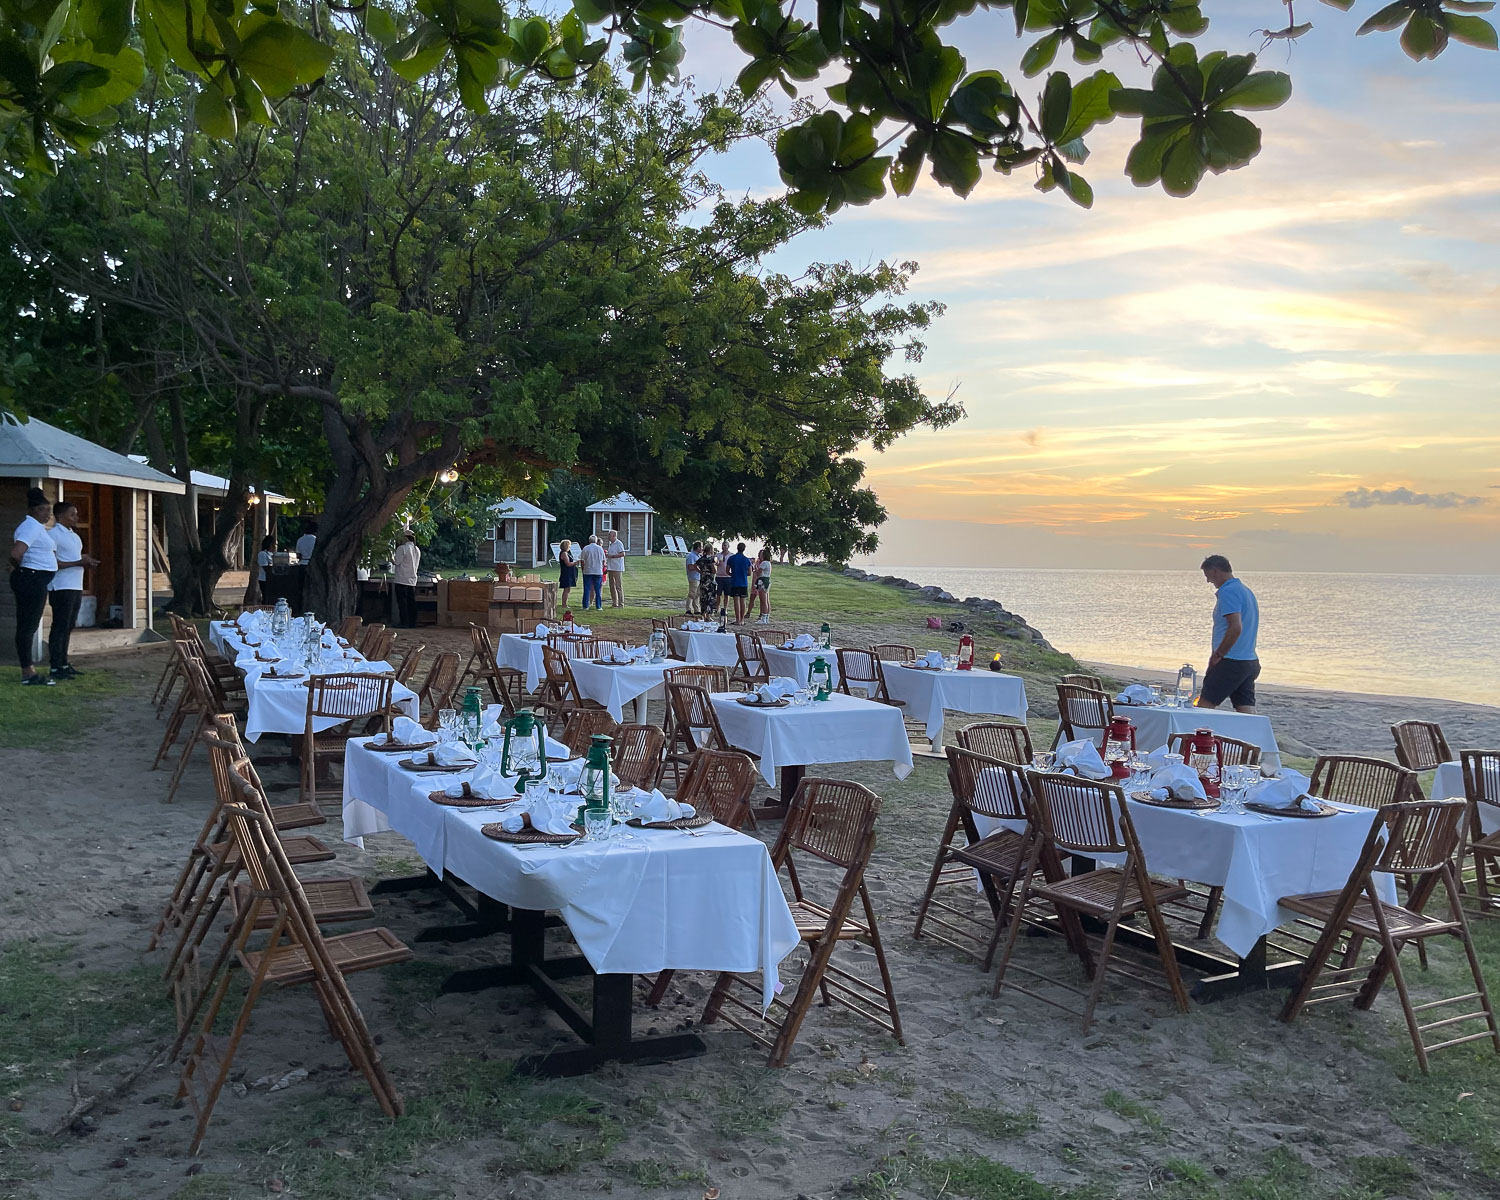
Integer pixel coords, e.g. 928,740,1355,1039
9,488,58,685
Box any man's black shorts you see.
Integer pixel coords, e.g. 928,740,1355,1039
1200,657,1261,708
728,584,749,598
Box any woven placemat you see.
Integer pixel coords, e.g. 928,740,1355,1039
261,670,306,681
481,821,583,844
901,664,945,672
627,811,712,830
1131,790,1220,811
1245,799,1339,819
428,788,517,808
399,757,474,773
736,696,789,708
367,738,437,754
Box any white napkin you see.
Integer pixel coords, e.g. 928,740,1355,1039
354,659,393,674
533,623,550,638
754,676,799,703
1055,739,1111,780
387,716,426,745
467,763,520,801
498,793,580,835
1115,684,1154,705
1138,746,1174,769
1247,769,1319,811
571,625,592,636
684,621,710,632
1146,764,1208,802
785,633,815,650
606,644,636,663
624,788,696,824
421,743,478,767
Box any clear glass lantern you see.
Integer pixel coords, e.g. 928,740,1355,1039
648,630,667,663
1175,663,1198,707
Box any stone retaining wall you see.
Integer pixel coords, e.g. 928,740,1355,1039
826,565,1055,650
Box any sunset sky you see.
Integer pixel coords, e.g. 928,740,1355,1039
688,2,1500,573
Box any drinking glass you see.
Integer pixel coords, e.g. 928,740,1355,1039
1031,751,1056,772
437,708,458,743
1126,754,1150,790
582,807,613,843
1148,683,1163,706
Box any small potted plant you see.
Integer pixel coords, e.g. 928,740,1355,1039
494,561,511,582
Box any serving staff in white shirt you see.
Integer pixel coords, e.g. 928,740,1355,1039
392,532,422,627
9,488,59,685
46,501,97,679
604,528,626,607
294,519,318,560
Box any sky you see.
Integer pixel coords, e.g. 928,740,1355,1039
678,2,1500,573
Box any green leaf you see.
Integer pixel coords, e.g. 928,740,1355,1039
194,79,237,138
929,129,980,195
237,21,335,97
1203,109,1259,168
388,23,450,80
1125,129,1171,184
1357,0,1411,32
1401,11,1446,56
1318,0,1354,9
1443,12,1498,46
1057,163,1093,207
1040,69,1070,140
1215,69,1292,110
1020,31,1059,76
891,129,930,196
455,41,499,108
1069,33,1103,63
1162,3,1207,34
1057,68,1118,142
365,7,399,46
47,41,145,114
77,0,134,56
947,69,1017,137
1161,131,1206,195
1444,0,1495,11
1110,85,1189,117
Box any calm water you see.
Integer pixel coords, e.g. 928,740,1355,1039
867,566,1500,706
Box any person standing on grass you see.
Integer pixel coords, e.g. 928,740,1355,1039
727,542,754,625
714,544,732,620
1198,554,1261,714
9,488,58,685
579,534,605,610
698,541,718,618
392,532,421,628
46,502,98,679
684,541,702,613
604,528,626,607
748,547,773,625
557,539,577,612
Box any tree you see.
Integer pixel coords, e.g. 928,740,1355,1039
5,36,957,617
0,0,1493,213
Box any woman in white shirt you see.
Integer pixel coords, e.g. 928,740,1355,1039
9,488,58,685
749,547,773,624
46,501,97,679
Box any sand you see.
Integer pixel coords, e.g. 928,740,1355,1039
3,632,1499,1199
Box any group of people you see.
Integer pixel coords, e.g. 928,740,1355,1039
9,488,97,685
556,528,628,611
686,541,774,626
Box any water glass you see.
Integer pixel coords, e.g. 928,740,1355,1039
1148,684,1163,706
582,806,613,843
1031,751,1056,772
1126,754,1150,789
437,708,459,742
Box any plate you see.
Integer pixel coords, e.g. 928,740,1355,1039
1245,798,1339,819
901,663,946,672
1130,789,1220,811
399,757,474,773
367,738,437,754
627,811,712,830
736,695,790,708
428,788,517,808
482,822,583,844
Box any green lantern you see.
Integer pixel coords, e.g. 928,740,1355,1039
461,686,484,748
808,656,833,701
499,707,547,784
580,734,613,814
819,621,832,650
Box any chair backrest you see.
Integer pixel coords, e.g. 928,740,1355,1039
1061,672,1104,692
1026,772,1132,857
1391,720,1453,772
336,616,363,643
307,673,395,724
871,643,917,664
418,650,461,716
674,748,757,829
560,709,620,758
1165,731,1262,770
357,623,386,656
666,682,727,752
836,648,886,700
549,542,561,563
363,628,396,664
469,623,497,665
1460,750,1500,808
612,724,665,789
946,745,1030,823
775,777,881,871
394,644,426,685
651,618,668,634
736,632,769,681
665,664,730,693
757,630,791,647
541,645,581,703
1055,684,1114,746
1376,799,1468,876
956,720,1034,764
1310,755,1417,809
178,646,221,713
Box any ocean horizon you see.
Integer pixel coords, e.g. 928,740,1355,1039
861,564,1500,708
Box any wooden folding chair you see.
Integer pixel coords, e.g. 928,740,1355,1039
536,645,607,724
1053,684,1113,750
734,632,771,688
559,708,620,758
1280,799,1500,1073
416,650,461,728
956,720,1034,764
991,771,1189,1031
701,778,901,1066
300,674,395,808
663,665,732,781
1061,672,1104,692
393,643,426,686
1310,755,1418,808
356,622,387,657
362,627,396,665
1391,720,1453,772
160,650,239,803
1460,750,1500,916
836,648,898,705
913,747,1040,965
177,784,409,1152
613,724,665,790
871,643,917,664
460,624,528,714
335,615,363,643
664,681,744,784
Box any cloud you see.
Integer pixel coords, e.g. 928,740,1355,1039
1339,486,1486,509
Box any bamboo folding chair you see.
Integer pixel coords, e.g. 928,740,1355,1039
159,650,242,803
836,648,898,705
1460,750,1500,916
734,632,771,688
663,665,733,781
1391,720,1453,772
991,771,1190,1031
664,681,747,785
956,720,1034,764
393,644,426,686
559,709,620,758
756,630,791,647
1310,755,1419,808
361,644,426,736
158,616,244,718
613,724,666,790
300,674,395,808
1052,684,1114,750
913,747,1042,966
535,645,606,724
335,615,364,643
460,624,528,714
177,785,409,1152
356,622,387,657
1279,799,1500,1073
416,650,461,727
1061,672,1104,692
701,778,901,1067
362,627,397,665
871,643,917,664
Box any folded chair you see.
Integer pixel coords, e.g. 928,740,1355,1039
1279,798,1499,1073
356,622,387,657
362,626,397,665
1391,720,1453,772
734,632,771,688
158,649,242,803
300,674,395,808
613,724,665,790
535,645,606,724
664,681,747,785
991,771,1189,1031
393,644,426,686
335,615,364,643
1052,684,1113,750
461,624,528,714
559,708,620,758
701,778,902,1066
836,648,898,705
663,665,733,782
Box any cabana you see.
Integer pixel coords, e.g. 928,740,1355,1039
484,497,555,569
585,492,655,557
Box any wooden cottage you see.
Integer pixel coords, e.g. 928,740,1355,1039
1,413,185,655
484,497,555,569
586,492,656,557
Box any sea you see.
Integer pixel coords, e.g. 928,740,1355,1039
865,566,1500,707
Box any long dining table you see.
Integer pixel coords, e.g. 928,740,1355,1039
880,662,1029,742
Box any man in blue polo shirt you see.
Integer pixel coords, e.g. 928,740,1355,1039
1199,554,1260,713
727,542,754,625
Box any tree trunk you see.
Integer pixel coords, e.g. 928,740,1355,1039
145,410,209,615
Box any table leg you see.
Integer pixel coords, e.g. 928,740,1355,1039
632,695,649,725
752,764,803,822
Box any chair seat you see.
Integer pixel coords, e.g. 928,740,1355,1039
949,829,1027,876
232,876,374,928
1279,891,1462,940
270,801,328,830
239,927,411,986
212,834,335,866
789,899,868,942
1472,831,1500,860
1031,867,1188,916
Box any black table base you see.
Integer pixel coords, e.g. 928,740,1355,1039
750,764,803,822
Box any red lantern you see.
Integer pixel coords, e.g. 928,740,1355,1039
562,609,574,634
1185,727,1224,797
957,634,974,670
1105,716,1136,779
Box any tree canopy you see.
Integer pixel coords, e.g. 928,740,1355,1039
0,0,1493,213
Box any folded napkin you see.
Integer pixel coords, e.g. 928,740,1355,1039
385,716,426,745
784,633,816,650
1115,684,1154,705
570,625,593,636
420,743,478,767
755,676,800,703
623,788,696,824
1146,764,1208,802
918,649,945,669
605,644,638,664
1055,739,1111,780
353,659,393,674
684,621,711,632
533,623,550,638
255,650,281,663
1246,769,1319,811
466,762,520,801
498,793,580,836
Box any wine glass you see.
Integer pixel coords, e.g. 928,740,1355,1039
437,708,459,743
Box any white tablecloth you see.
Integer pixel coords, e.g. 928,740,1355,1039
667,628,739,668
569,658,682,723
341,739,799,1006
209,621,418,742
711,691,914,787
1115,703,1282,771
497,633,593,692
880,664,1028,741
1433,760,1499,833
761,646,841,690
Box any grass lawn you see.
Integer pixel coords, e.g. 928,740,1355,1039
0,668,126,748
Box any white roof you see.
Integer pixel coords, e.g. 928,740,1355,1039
489,497,555,522
126,456,292,503
585,491,655,513
0,413,185,494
